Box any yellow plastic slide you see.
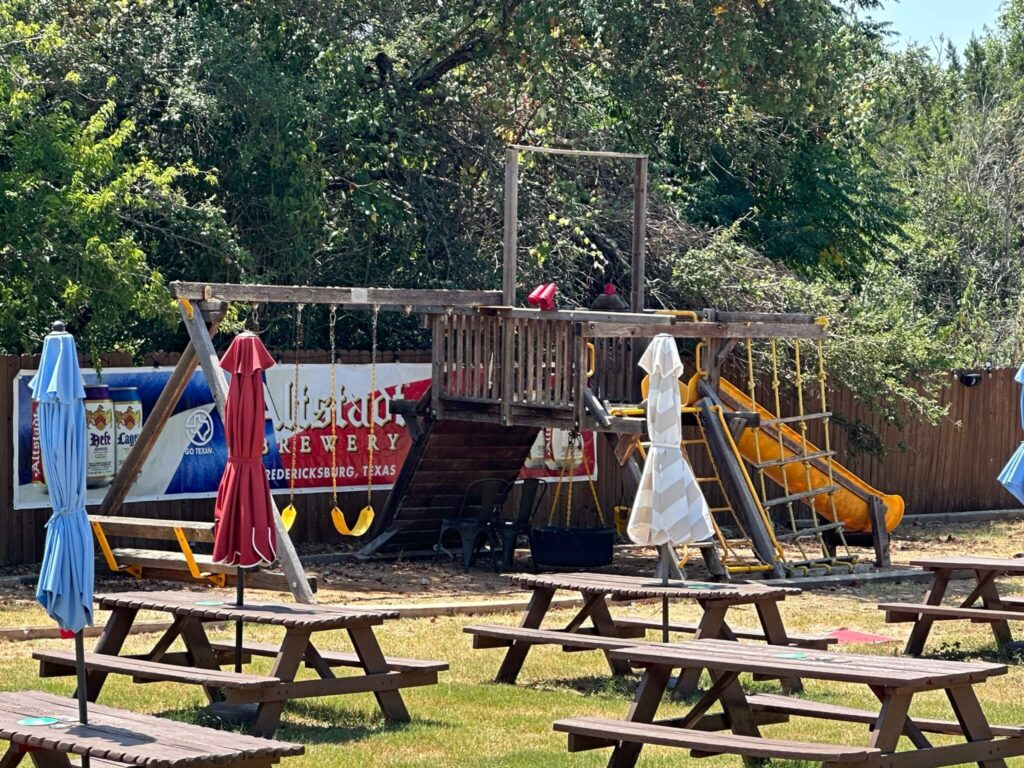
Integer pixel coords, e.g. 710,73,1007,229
712,377,904,534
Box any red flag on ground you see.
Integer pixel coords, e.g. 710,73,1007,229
213,332,277,567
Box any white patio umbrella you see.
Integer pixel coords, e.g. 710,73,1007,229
628,334,714,641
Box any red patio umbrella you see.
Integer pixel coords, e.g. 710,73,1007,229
213,332,277,671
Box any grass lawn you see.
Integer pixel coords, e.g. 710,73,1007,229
0,519,1023,766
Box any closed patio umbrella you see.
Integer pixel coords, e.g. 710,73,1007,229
212,332,277,671
29,321,92,766
998,361,1024,504
628,334,714,640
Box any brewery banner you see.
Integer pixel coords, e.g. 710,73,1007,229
12,363,597,510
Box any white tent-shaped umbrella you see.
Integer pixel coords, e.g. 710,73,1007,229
628,334,714,640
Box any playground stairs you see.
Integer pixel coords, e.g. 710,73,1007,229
359,393,540,557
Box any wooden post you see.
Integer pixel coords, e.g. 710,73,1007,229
179,302,316,605
503,147,519,307
868,496,891,568
95,327,214,518
630,157,648,313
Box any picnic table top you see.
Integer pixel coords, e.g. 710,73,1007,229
0,691,303,767
909,556,1024,575
95,590,398,629
609,639,1007,689
508,572,801,600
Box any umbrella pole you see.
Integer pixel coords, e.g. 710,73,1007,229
75,630,91,768
659,545,671,643
235,568,245,673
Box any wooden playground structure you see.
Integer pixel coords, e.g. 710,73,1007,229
87,145,904,600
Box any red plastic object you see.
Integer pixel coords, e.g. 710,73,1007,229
59,629,74,639
823,628,896,645
603,283,617,296
528,283,557,311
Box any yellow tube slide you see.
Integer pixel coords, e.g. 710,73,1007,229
711,377,904,534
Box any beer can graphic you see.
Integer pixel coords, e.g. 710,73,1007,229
110,387,143,474
84,384,115,488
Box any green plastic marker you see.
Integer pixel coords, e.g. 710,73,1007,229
196,600,224,607
18,717,59,726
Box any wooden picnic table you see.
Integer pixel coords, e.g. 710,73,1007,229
554,638,1024,768
33,590,448,738
878,557,1024,655
466,572,822,695
0,690,303,767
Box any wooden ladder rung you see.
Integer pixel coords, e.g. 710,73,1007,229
763,485,840,508
775,522,846,541
762,411,832,426
753,450,835,470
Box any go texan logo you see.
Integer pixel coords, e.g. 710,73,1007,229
184,410,215,455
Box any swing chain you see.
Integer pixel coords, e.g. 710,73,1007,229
367,304,379,508
288,304,305,512
329,305,338,508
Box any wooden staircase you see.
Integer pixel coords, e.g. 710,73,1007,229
360,396,540,556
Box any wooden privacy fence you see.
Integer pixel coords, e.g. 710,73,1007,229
1,351,1022,567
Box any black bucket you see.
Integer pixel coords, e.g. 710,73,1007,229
530,526,615,568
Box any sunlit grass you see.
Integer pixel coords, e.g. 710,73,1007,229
1,521,1023,766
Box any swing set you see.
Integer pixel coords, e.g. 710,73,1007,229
278,303,379,538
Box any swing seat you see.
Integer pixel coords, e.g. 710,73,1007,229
332,505,375,537
434,479,511,571
280,503,298,532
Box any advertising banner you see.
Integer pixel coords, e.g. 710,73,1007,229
13,362,596,510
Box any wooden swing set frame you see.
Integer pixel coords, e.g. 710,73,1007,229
91,145,891,602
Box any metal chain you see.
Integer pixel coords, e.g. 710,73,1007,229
367,305,379,507
289,304,305,506
251,303,260,335
329,305,338,508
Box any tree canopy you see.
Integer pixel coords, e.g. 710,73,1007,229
1,0,1022,424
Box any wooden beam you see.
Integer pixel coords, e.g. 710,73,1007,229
503,148,519,306
95,321,215,518
631,157,648,312
168,282,500,308
579,321,827,340
708,310,821,324
474,306,674,325
509,144,647,160
179,303,316,605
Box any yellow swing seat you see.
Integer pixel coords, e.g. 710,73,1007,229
331,504,374,537
280,503,298,532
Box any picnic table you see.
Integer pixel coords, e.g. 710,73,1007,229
33,590,448,738
466,572,827,695
0,690,303,767
878,557,1024,655
554,639,1024,768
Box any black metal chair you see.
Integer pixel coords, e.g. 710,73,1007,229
492,478,548,571
434,478,511,571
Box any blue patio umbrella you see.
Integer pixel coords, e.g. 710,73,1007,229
998,361,1024,504
29,321,93,757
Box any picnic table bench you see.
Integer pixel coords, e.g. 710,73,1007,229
554,638,1024,767
466,572,823,695
878,556,1024,655
33,590,447,738
0,691,302,767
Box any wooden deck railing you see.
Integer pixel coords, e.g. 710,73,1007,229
431,314,587,424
